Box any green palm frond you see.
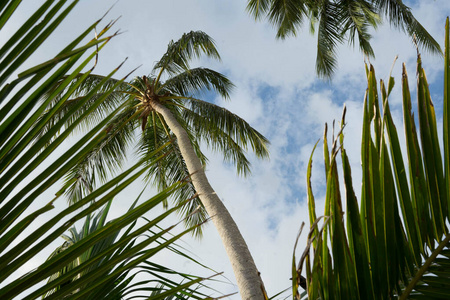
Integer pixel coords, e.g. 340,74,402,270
247,0,442,78
246,0,272,19
42,199,213,300
153,31,221,80
269,0,308,39
35,74,128,142
316,1,344,78
182,105,252,176
184,97,270,161
64,111,138,203
161,67,234,100
296,18,450,299
0,2,214,299
374,0,442,54
338,0,380,57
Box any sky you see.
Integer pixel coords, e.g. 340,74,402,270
5,0,450,298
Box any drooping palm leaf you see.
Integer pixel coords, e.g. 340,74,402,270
247,0,442,78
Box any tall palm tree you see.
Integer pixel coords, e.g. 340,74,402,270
247,0,442,78
41,31,270,299
0,0,208,299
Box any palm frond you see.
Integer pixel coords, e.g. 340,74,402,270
42,199,212,299
315,1,344,78
269,0,308,39
35,73,129,143
298,20,450,299
338,0,380,57
64,109,138,204
0,2,215,299
160,67,234,100
248,0,442,78
374,0,442,55
246,0,272,19
152,31,221,80
181,96,270,174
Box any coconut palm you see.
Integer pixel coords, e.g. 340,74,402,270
40,31,270,298
292,17,450,300
247,0,442,78
0,0,213,298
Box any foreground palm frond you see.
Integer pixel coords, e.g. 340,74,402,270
0,1,215,298
42,199,215,300
293,17,450,300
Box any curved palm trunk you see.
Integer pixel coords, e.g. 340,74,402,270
150,99,265,299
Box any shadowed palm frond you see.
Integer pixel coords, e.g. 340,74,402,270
246,0,272,19
64,109,138,204
35,74,129,143
338,0,380,57
269,0,309,39
247,0,442,78
182,97,270,165
316,1,343,78
374,0,442,54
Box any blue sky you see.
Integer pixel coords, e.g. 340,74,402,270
6,0,450,298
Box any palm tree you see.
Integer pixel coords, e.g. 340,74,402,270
247,0,442,78
41,31,270,298
0,0,213,298
292,17,450,299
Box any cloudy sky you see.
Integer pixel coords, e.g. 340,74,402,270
7,0,450,298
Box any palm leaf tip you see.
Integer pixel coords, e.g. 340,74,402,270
246,0,271,20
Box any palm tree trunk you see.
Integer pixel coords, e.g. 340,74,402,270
150,99,266,299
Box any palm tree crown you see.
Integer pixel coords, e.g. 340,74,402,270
41,31,270,236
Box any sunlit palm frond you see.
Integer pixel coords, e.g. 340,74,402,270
182,96,270,169
160,67,234,100
0,2,216,299
297,19,450,299
42,199,212,299
152,31,221,80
